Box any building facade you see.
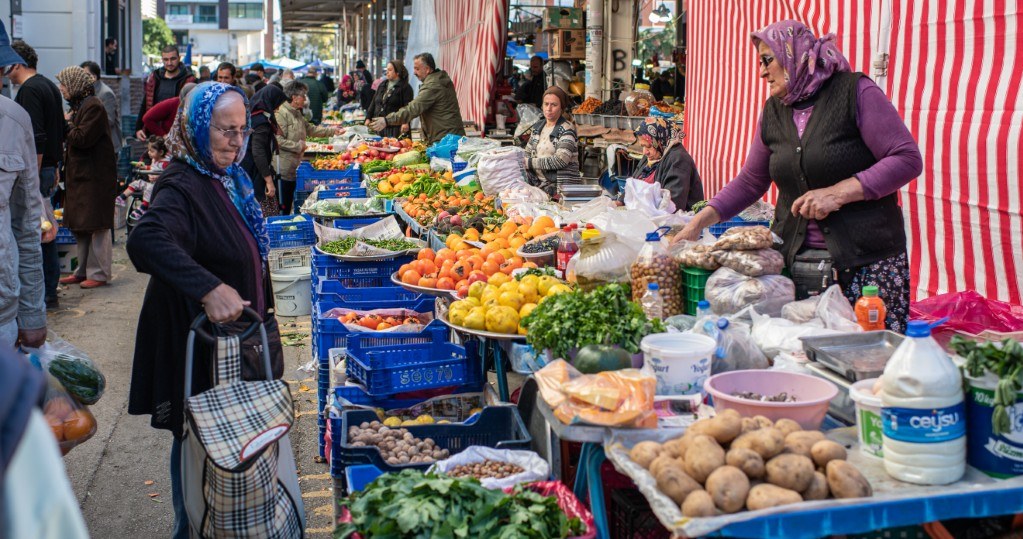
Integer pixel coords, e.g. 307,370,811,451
158,0,271,64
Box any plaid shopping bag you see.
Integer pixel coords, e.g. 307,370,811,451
183,336,303,539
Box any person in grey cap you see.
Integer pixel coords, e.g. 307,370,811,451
0,20,48,349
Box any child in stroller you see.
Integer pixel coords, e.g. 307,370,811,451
117,136,169,221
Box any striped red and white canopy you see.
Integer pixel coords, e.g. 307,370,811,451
686,0,1022,304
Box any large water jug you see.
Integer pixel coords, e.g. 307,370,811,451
881,320,966,485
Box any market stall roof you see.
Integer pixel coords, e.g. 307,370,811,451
280,0,369,32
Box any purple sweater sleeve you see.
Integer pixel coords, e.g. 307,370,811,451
708,77,922,219
853,77,923,199
707,121,773,221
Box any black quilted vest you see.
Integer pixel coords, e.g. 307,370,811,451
762,72,907,271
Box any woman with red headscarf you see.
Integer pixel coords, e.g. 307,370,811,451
672,20,923,332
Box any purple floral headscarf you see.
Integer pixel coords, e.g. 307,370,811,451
751,20,851,105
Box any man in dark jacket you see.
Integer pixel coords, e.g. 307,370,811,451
369,53,465,145
297,67,329,124
515,55,546,108
134,45,195,140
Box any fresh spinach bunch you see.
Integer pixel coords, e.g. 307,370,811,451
521,283,665,360
335,470,582,539
950,336,1023,435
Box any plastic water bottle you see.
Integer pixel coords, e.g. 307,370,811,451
696,300,712,319
641,283,663,320
880,320,966,485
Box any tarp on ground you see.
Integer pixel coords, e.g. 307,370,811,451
685,0,1023,304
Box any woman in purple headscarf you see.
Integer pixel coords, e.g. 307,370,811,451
672,20,923,333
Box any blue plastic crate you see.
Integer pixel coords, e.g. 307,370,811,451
313,303,442,357
332,381,483,410
293,191,311,213
344,464,384,494
345,331,478,396
708,217,772,238
317,186,369,199
296,163,361,191
314,283,424,308
312,253,411,284
266,215,316,248
330,406,531,476
332,216,384,231
55,227,77,245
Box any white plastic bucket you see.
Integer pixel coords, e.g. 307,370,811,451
849,378,883,459
270,266,311,317
640,333,716,396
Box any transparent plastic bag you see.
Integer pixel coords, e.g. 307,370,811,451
42,373,97,455
457,137,502,167
623,178,676,218
26,338,106,406
750,309,842,359
630,227,683,316
574,231,638,291
704,267,795,315
781,284,861,332
711,225,775,251
689,315,769,372
534,359,657,428
668,230,720,270
712,248,784,277
514,104,542,137
429,446,550,489
587,208,658,246
321,307,434,333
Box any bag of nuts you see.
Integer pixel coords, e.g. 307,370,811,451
712,248,785,277
711,225,775,251
631,229,684,316
670,241,721,270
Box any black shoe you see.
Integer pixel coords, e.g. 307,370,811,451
45,297,59,310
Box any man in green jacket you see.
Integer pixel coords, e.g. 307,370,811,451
297,67,329,124
368,53,465,144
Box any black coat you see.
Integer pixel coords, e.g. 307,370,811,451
242,116,278,201
367,81,414,138
126,160,284,437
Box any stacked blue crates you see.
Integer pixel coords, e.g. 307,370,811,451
294,162,362,214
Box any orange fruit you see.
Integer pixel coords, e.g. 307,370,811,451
418,259,438,277
418,276,438,288
398,263,412,276
401,270,423,285
62,409,95,442
436,277,456,290
509,237,526,249
487,252,506,266
456,284,470,298
481,260,499,276
417,248,435,261
522,261,538,269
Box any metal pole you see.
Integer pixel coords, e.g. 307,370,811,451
586,0,604,99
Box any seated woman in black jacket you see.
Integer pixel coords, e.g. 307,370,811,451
627,116,704,211
366,60,413,138
241,84,287,210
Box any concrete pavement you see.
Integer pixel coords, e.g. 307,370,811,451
53,231,335,538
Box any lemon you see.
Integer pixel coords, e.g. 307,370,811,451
519,274,540,288
499,281,520,294
517,282,539,304
488,272,511,287
498,291,523,311
485,305,519,334
482,297,502,309
468,280,488,299
449,299,472,313
462,296,481,307
547,284,573,296
383,416,402,427
415,414,435,424
401,419,419,426
519,302,538,320
463,307,487,330
377,181,393,194
448,308,467,326
537,276,558,296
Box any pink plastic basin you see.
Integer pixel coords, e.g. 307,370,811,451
704,370,839,430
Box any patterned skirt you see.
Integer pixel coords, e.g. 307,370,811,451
840,252,911,333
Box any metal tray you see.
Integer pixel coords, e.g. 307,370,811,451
389,272,459,298
434,298,527,342
800,331,904,382
803,362,855,424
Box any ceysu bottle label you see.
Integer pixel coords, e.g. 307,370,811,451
882,403,966,444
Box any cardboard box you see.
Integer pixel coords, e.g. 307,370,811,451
548,29,586,60
542,7,583,30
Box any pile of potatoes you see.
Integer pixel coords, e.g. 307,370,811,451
348,421,451,466
627,410,872,517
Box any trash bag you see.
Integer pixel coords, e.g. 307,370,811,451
704,267,795,315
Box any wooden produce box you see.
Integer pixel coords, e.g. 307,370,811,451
547,29,586,60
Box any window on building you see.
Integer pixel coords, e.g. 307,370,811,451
196,4,218,23
167,4,189,15
172,30,189,46
229,3,263,18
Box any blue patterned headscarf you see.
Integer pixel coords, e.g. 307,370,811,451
166,82,269,259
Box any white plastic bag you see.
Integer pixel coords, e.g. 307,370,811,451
457,137,501,167
750,310,842,359
514,104,542,137
704,267,795,315
623,178,677,218
562,196,617,224
781,284,862,332
477,146,529,196
587,209,659,246
427,446,550,489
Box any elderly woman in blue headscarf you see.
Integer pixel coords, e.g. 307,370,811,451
626,117,704,211
125,82,285,538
